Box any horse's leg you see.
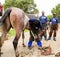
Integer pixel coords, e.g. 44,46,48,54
0,17,11,55
0,25,8,55
1,31,8,43
22,30,26,47
1,16,11,46
13,31,21,50
13,30,22,57
0,25,3,55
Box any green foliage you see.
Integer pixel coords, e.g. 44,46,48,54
51,4,60,23
3,0,39,13
47,15,52,20
8,28,16,37
8,28,29,37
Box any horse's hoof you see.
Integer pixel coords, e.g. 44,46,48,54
55,52,60,57
0,52,3,55
16,55,19,57
15,52,19,57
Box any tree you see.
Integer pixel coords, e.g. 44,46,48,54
51,4,60,23
3,0,39,13
47,15,52,20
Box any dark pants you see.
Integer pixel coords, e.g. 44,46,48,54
49,24,58,37
40,24,47,40
29,30,40,42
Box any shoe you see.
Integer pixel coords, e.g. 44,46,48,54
45,39,48,41
37,40,42,47
28,41,32,47
44,37,47,41
47,37,51,40
44,35,47,40
53,37,56,41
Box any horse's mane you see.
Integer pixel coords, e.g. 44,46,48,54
0,8,12,23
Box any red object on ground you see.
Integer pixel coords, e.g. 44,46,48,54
55,52,60,57
40,46,52,56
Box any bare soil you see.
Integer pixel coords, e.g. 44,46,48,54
1,25,60,57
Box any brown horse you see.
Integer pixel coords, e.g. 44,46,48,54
0,7,29,56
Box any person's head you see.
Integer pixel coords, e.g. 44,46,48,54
52,13,56,17
41,11,45,16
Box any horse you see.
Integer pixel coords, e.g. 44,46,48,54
0,7,29,56
0,7,46,57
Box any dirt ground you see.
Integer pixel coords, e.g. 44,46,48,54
1,26,60,57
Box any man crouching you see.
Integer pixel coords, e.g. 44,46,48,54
28,17,42,48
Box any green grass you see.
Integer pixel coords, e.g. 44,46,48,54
8,28,16,37
24,29,29,32
8,28,29,37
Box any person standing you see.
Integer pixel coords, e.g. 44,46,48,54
48,13,58,41
39,11,48,40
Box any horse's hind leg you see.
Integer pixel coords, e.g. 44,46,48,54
1,16,11,47
13,29,22,57
13,35,19,50
0,25,8,55
13,30,21,50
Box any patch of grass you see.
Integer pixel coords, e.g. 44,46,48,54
8,28,16,37
24,29,29,32
8,28,29,37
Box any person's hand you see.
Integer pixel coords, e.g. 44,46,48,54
50,22,52,25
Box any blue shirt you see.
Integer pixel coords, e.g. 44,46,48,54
29,18,42,30
29,17,37,22
39,16,47,24
39,16,47,30
50,17,58,25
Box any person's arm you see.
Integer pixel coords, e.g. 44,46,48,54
40,21,43,30
56,18,59,30
39,16,41,21
46,17,48,22
56,18,58,24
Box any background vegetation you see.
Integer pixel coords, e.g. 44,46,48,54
3,0,60,37
47,4,60,22
3,0,39,14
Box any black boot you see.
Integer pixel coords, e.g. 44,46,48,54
44,35,47,40
53,37,56,41
47,37,51,40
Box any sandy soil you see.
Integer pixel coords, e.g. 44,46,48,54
1,28,60,57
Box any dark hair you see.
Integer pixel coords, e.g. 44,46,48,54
53,13,56,15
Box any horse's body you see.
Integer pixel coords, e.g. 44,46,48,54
0,7,29,56
0,7,46,56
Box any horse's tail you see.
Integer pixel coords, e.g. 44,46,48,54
0,8,12,23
